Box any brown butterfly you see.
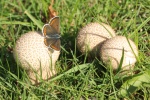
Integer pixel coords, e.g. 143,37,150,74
42,16,61,52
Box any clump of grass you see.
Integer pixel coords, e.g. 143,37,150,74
0,0,150,99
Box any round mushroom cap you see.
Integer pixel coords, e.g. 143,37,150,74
13,31,60,84
100,36,138,71
77,22,116,56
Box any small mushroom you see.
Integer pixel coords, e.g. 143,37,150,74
76,22,116,56
100,36,138,71
13,31,60,84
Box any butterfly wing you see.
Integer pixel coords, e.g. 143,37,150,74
42,24,57,37
42,16,61,51
44,38,60,51
49,16,60,34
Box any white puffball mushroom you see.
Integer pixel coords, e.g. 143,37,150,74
13,31,60,84
77,22,116,56
100,36,138,71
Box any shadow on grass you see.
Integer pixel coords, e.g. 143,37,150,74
0,40,26,85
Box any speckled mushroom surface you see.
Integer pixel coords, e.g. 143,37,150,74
100,36,138,71
77,22,116,55
13,31,60,84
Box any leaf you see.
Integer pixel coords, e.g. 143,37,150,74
118,70,150,97
49,0,58,19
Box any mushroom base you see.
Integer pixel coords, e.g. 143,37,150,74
27,67,56,85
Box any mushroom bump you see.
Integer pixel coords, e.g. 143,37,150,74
100,36,138,71
76,22,116,56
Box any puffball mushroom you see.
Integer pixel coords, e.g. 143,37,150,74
13,31,60,84
77,22,116,56
100,36,138,71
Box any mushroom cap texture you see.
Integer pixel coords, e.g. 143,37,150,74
77,22,116,55
13,31,60,84
100,36,138,70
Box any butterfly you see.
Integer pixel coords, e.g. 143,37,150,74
42,16,61,52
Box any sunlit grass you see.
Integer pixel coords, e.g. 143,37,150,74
0,0,150,99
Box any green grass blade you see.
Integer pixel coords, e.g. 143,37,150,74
49,63,92,82
116,48,124,73
133,16,150,35
24,10,43,29
0,21,30,26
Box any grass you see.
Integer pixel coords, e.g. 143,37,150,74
0,0,150,99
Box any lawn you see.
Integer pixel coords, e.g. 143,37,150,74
0,0,150,99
